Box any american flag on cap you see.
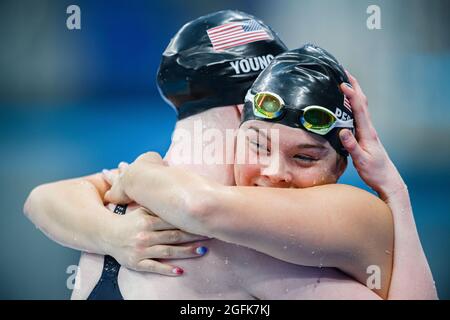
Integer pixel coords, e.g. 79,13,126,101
343,95,352,112
206,20,272,52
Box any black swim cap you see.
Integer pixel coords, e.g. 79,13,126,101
157,10,287,120
242,44,354,156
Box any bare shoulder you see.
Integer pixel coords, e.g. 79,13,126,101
309,183,392,219
301,183,394,259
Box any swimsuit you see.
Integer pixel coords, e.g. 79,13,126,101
87,204,127,300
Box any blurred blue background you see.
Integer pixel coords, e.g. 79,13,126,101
0,0,449,299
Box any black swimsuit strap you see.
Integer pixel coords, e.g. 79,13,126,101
87,204,128,300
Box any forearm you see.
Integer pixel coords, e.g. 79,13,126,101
123,161,214,236
385,186,438,299
24,177,116,254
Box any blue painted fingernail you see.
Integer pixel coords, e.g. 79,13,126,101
195,246,208,255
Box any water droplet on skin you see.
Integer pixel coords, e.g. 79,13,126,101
285,288,289,293
224,257,229,265
283,245,288,250
311,251,316,255
385,250,392,255
319,255,324,268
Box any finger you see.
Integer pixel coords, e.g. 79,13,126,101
348,97,377,143
102,169,113,185
119,161,129,169
148,216,177,230
135,259,184,276
152,229,210,244
132,209,178,230
104,190,118,203
339,129,367,163
342,77,377,142
144,244,208,260
104,186,131,204
345,70,362,93
118,161,129,174
136,152,164,165
340,83,355,97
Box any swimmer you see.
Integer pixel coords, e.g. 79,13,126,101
23,14,436,298
102,46,436,299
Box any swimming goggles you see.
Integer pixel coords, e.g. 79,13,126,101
246,91,354,135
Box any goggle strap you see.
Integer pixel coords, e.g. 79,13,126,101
333,119,354,128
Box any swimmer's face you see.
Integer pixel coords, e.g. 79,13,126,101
234,120,347,188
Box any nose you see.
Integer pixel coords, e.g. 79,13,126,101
260,157,293,187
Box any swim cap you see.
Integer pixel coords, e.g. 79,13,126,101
157,10,287,120
241,44,354,156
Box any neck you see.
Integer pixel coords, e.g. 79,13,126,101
164,106,242,186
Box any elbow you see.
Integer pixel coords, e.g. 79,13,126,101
23,184,49,223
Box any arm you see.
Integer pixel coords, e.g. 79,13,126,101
24,172,116,254
23,172,208,276
109,153,393,298
337,72,437,299
384,187,437,299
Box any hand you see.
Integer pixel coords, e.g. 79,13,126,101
104,206,209,276
339,72,406,201
103,162,132,204
103,152,165,204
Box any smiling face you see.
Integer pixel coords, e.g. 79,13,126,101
234,120,347,188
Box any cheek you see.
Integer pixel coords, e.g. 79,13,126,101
234,163,261,186
291,162,339,187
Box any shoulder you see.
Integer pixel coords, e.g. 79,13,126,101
311,183,391,219
305,183,393,251
329,183,392,232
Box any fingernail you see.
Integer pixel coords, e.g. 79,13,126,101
102,169,111,176
341,130,351,141
172,267,184,275
195,246,208,255
344,82,352,88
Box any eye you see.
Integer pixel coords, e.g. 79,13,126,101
293,154,318,162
